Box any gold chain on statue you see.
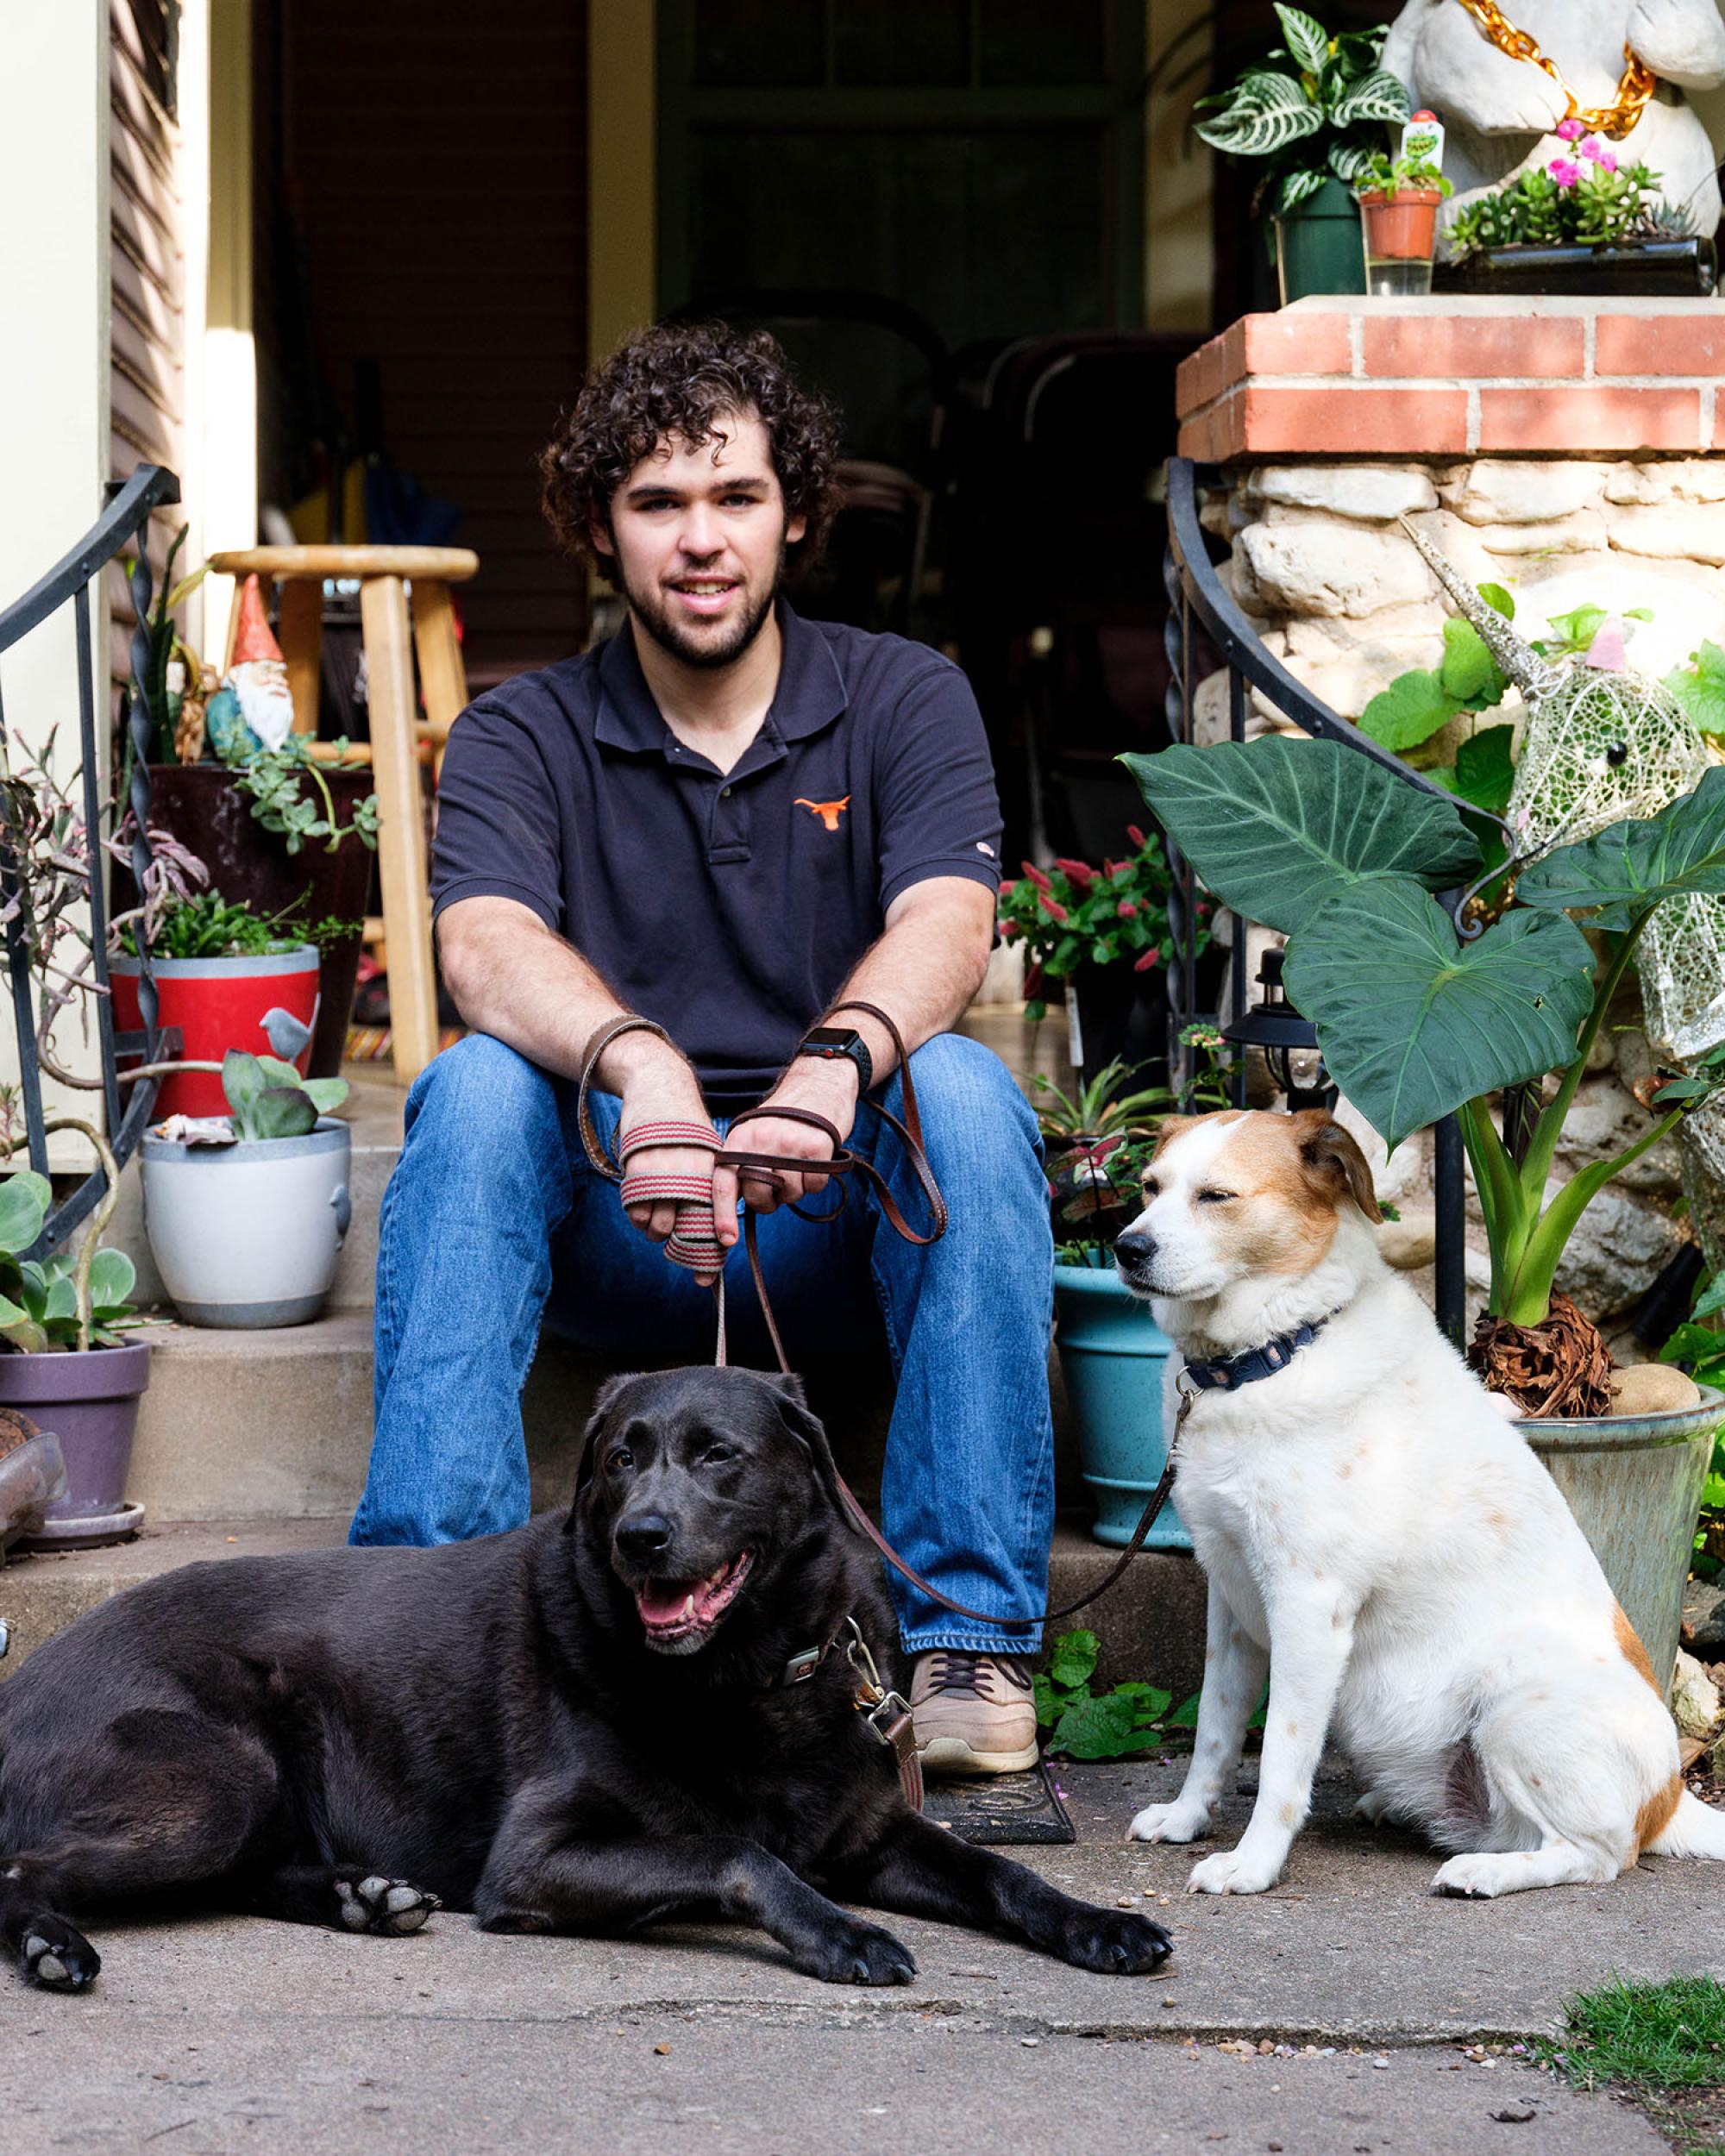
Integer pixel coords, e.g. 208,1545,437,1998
1452,0,1659,141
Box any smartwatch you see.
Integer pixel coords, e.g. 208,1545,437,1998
796,1025,874,1094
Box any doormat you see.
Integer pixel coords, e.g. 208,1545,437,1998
922,1758,1075,1845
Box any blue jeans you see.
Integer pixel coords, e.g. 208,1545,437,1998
350,1030,1055,1654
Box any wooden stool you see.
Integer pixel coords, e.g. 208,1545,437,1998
208,545,479,1087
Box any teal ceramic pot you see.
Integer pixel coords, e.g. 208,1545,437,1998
1272,177,1367,303
1052,1258,1188,1551
1518,1385,1724,1692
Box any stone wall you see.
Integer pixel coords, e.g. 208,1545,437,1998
1173,298,1725,1340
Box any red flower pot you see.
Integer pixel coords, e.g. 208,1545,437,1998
110,946,321,1118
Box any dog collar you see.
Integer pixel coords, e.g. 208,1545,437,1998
1181,1314,1334,1394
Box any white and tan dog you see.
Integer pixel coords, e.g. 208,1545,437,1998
1118,1107,1725,1898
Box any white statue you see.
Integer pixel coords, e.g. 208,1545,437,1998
1383,0,1725,232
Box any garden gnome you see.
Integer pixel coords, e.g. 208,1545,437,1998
1383,0,1725,233
205,573,296,761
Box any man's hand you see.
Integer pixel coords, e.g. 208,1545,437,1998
711,1056,862,1250
611,1042,723,1269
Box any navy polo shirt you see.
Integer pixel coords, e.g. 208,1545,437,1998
430,604,1003,1107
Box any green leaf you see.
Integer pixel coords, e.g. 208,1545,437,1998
1517,764,1725,931
1326,135,1378,184
1360,667,1457,753
302,1078,349,1115
223,1049,269,1124
1542,604,1608,655
1691,1274,1725,1323
1283,881,1597,1150
1277,164,1330,215
1047,1630,1099,1691
250,1088,319,1141
1048,1693,1139,1761
1478,582,1515,621
1194,71,1321,158
1168,1692,1202,1728
1113,1682,1174,1727
41,1271,77,1326
1439,617,1502,707
1273,3,1329,75
1665,641,1725,736
86,1248,135,1313
1450,726,1515,816
1123,738,1482,937
256,1053,305,1089
0,1172,50,1258
1032,1671,1063,1728
1329,66,1411,126
0,1294,46,1353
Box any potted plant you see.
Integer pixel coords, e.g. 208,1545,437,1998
997,826,1200,1087
1440,126,1713,297
110,890,336,1120
1355,147,1452,296
1039,1040,1231,1551
1130,732,1725,1682
1193,5,1411,304
0,1127,148,1551
141,1049,351,1329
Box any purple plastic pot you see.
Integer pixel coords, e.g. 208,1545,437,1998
0,1342,151,1520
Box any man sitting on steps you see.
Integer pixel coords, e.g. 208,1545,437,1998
348,321,1053,1776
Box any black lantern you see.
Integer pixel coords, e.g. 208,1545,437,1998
1220,947,1335,1111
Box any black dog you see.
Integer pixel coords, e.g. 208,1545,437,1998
0,1368,1171,1990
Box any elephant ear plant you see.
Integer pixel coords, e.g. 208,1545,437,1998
1127,736,1725,1415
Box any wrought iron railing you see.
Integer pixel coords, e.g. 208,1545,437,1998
1160,455,1467,1343
0,465,179,1257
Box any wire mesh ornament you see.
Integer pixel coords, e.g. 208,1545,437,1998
1396,518,1725,1062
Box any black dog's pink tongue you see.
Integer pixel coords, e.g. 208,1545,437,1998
637,1581,693,1626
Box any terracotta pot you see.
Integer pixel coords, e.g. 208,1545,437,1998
110,764,375,1079
1357,188,1443,262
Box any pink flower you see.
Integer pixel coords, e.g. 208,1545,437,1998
1134,947,1163,973
1548,158,1581,187
1053,856,1096,887
1555,117,1585,141
999,918,1020,940
1118,899,1139,918
1038,892,1069,923
1126,824,1147,849
1020,861,1051,892
1583,141,1618,172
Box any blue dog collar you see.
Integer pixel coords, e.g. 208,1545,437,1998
1182,1315,1333,1394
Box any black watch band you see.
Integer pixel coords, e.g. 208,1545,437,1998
796,1025,873,1094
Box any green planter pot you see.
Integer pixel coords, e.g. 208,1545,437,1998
1517,1385,1724,1692
1052,1258,1188,1551
1272,178,1367,304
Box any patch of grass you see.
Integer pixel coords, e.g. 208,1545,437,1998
1535,1977,1725,2156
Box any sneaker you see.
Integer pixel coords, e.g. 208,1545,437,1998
909,1651,1038,1775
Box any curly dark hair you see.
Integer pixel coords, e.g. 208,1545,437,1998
539,321,842,588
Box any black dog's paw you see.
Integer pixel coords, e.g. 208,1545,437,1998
791,1918,917,1988
336,1876,442,1937
1055,1906,1172,1976
21,1919,100,1991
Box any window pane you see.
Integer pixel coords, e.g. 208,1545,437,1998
978,0,1109,85
833,0,968,86
690,0,824,87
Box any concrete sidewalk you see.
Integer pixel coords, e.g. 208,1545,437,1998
3,1762,1715,2154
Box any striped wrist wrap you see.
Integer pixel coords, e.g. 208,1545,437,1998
618,1120,724,1272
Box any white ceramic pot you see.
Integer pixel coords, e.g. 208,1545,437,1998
141,1119,352,1328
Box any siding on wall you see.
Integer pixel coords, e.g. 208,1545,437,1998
272,3,589,682
108,0,186,693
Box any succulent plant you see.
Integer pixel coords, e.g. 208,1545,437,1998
221,1050,347,1143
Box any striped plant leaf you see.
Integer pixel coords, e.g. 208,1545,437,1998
1330,67,1412,126
1274,4,1331,77
1327,135,1379,183
1194,69,1321,158
1277,164,1332,214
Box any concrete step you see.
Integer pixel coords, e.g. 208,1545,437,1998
0,1515,1204,1692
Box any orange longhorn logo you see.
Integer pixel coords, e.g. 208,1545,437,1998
795,794,850,832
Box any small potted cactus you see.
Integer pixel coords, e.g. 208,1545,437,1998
141,1050,352,1328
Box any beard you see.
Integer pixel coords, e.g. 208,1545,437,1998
623,544,787,671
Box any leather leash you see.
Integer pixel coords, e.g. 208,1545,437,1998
576,1004,1188,1636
